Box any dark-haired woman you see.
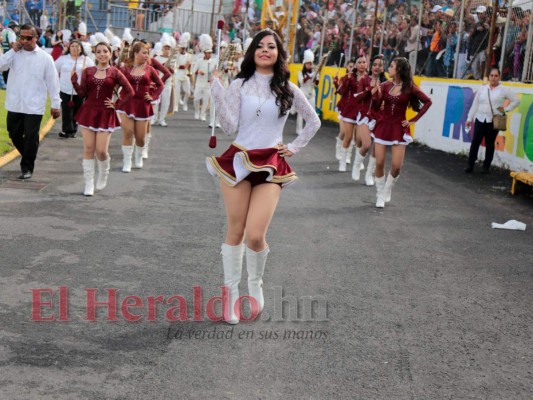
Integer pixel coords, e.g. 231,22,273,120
55,40,95,138
206,29,321,325
337,56,367,172
333,58,354,161
71,42,134,196
351,54,386,185
371,57,432,208
116,42,164,172
465,67,519,173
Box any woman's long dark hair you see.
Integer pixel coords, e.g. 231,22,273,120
392,56,421,111
237,29,293,117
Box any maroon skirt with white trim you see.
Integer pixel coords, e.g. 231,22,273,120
206,143,298,187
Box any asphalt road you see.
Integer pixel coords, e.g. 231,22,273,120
0,106,532,400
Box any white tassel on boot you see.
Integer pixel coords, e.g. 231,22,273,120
365,156,376,186
82,159,95,196
221,243,245,325
351,150,365,182
382,173,399,203
122,145,134,173
335,137,343,160
95,158,110,191
338,147,348,172
246,246,269,314
142,134,151,159
375,175,386,208
133,146,144,169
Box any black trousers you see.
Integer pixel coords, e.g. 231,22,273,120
468,119,499,169
7,112,43,173
60,91,83,135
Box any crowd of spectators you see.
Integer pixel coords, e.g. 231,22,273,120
227,0,531,82
289,0,531,81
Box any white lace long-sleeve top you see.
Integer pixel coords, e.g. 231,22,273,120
210,71,321,154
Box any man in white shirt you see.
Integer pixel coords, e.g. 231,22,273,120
0,23,61,180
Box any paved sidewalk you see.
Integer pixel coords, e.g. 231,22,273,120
0,107,532,399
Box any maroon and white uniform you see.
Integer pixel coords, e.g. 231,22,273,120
337,74,360,124
116,65,164,120
371,81,432,145
72,66,134,132
353,75,378,131
334,74,351,118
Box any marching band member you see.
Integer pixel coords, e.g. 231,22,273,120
337,56,367,172
371,57,432,208
206,29,321,324
154,35,174,127
192,34,216,122
71,41,134,196
333,59,354,161
351,54,386,185
174,32,192,112
296,49,318,135
116,42,164,172
87,35,98,63
110,36,121,66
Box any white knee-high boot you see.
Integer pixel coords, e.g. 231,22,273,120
338,147,348,172
142,134,151,159
346,142,353,165
365,156,376,186
382,173,399,203
122,145,134,173
82,159,95,196
221,243,245,324
335,137,343,160
351,150,365,181
95,158,110,191
133,146,144,169
246,246,269,313
375,175,386,208
194,100,201,119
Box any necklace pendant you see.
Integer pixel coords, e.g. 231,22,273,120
256,109,261,116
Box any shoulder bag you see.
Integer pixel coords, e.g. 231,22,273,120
487,88,507,131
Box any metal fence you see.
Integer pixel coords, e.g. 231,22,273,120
107,4,224,36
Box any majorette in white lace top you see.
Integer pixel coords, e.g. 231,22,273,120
210,71,321,154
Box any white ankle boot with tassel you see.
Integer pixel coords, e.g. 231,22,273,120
221,243,245,325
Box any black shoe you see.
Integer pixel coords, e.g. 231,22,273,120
58,132,69,138
66,132,77,138
464,166,474,173
17,171,32,180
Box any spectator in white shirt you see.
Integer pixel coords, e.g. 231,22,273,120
0,23,61,180
465,67,520,173
55,40,94,138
